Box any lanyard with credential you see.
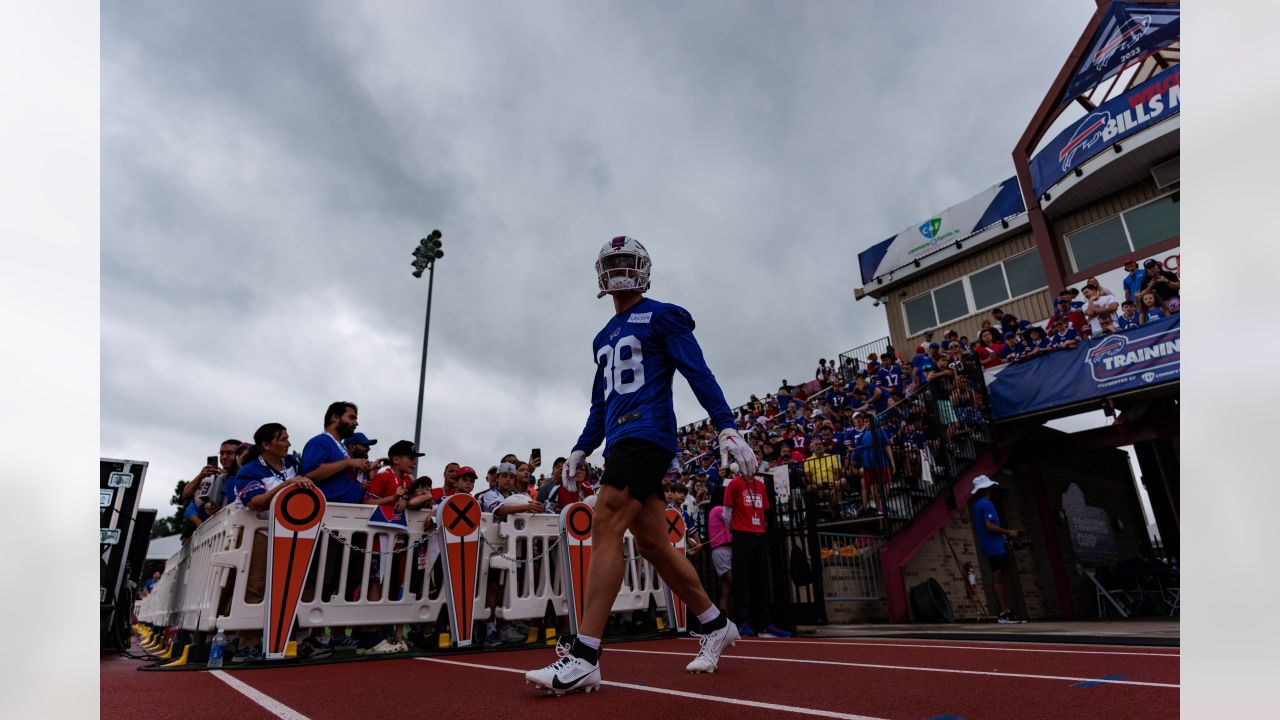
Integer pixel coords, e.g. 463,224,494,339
743,476,763,527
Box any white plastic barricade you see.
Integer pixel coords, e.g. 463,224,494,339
493,513,565,622
139,504,673,637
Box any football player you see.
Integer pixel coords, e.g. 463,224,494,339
525,237,756,695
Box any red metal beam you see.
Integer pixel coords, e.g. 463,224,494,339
880,432,1028,622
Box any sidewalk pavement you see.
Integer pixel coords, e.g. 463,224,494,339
798,619,1179,647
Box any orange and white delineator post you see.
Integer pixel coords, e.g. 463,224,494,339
438,494,483,647
265,485,326,659
663,507,688,632
558,502,594,636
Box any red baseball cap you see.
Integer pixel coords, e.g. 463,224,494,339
454,466,478,480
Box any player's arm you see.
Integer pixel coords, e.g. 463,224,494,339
658,310,735,430
572,352,607,456
564,354,607,489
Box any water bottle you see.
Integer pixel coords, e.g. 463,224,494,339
208,630,226,668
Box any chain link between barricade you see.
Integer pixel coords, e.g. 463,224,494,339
320,524,438,556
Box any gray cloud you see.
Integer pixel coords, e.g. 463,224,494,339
103,0,1094,511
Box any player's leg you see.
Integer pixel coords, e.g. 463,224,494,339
578,485,644,638
628,493,713,615
627,493,738,673
525,484,641,694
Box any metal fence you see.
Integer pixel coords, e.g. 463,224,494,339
837,336,891,383
818,533,883,601
689,492,828,627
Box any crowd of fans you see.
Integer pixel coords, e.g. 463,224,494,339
149,399,782,662
969,258,1180,367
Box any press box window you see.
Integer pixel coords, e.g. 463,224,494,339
932,280,968,324
904,294,937,336
1066,216,1129,272
968,264,1009,310
1004,249,1046,297
1124,195,1179,250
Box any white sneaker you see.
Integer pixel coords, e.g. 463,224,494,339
500,624,527,643
686,621,740,673
525,641,602,696
366,638,405,655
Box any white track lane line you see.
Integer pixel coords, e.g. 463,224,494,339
712,637,1179,657
417,657,888,720
610,648,1179,689
209,670,313,720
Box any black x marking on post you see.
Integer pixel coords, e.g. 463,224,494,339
449,497,478,531
666,513,682,537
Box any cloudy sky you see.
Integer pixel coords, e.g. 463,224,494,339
102,0,1095,512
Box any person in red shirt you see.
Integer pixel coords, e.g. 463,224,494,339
361,440,424,654
723,469,791,638
972,328,1004,368
1049,297,1089,337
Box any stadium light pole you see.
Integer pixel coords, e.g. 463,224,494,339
411,230,444,454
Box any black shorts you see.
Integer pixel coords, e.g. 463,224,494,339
601,437,676,502
987,553,1010,572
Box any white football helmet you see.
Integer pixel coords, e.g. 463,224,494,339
595,236,652,298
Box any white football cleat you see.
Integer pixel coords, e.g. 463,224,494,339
686,621,740,673
525,640,602,696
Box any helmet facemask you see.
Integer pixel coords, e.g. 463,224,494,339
595,238,651,298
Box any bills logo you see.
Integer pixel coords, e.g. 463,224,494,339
607,327,621,342
1092,15,1150,71
1084,324,1179,382
1059,111,1112,172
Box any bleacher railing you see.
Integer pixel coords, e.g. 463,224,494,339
776,363,993,536
137,504,670,635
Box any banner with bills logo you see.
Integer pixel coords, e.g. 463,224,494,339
1058,1,1180,111
986,314,1178,420
1031,64,1180,198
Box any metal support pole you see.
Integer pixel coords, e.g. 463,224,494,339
413,262,436,453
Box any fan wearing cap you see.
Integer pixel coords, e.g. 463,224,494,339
1021,326,1051,360
970,475,1026,624
357,440,424,653
1049,296,1089,337
344,432,379,488
1121,258,1147,304
1048,316,1082,351
1139,258,1180,313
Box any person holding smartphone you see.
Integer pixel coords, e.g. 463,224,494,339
179,439,242,533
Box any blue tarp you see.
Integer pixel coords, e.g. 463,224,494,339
986,314,1179,420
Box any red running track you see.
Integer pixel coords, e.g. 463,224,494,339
103,636,1179,720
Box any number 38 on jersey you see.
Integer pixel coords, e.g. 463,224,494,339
597,335,646,397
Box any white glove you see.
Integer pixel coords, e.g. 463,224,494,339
718,428,757,478
562,450,586,491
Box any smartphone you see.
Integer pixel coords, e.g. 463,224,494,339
206,455,219,469
531,448,541,463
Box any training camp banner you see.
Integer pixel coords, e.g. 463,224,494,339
986,314,1179,420
1058,1,1180,111
1031,64,1180,198
857,176,1024,286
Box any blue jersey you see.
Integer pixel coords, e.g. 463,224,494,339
875,366,904,396
1116,311,1140,330
301,432,364,504
574,298,734,456
855,427,892,468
